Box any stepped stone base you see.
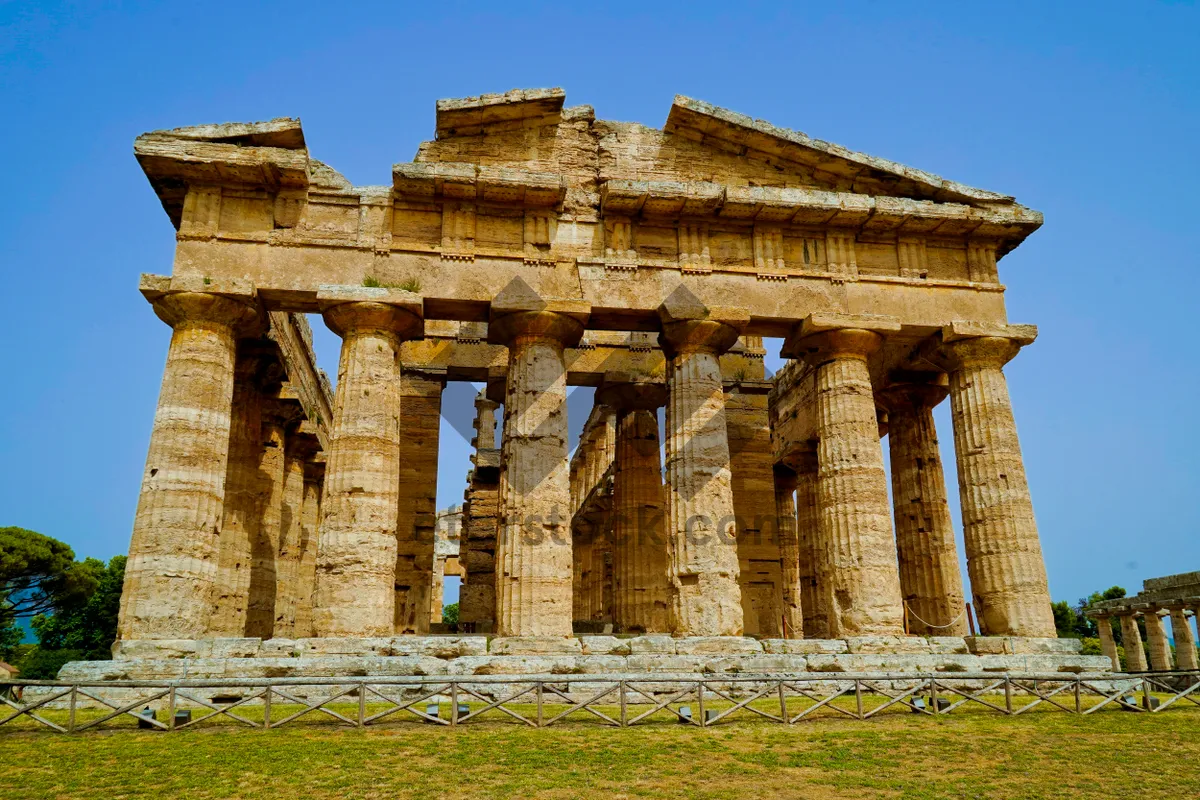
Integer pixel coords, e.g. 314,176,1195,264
56,636,1111,682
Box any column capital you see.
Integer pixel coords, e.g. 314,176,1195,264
919,322,1038,372
876,374,950,413
657,300,748,357
149,291,262,335
772,462,799,492
488,308,588,348
319,291,424,340
595,376,668,411
781,312,899,360
780,442,818,474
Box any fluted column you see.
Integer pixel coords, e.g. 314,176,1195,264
1096,616,1119,672
938,334,1054,636
597,381,671,633
789,447,825,638
1145,610,1173,671
879,381,968,635
293,458,324,638
394,369,445,634
1170,608,1198,670
209,347,266,636
118,290,260,641
314,293,422,637
790,327,904,636
773,466,803,638
245,406,288,638
273,425,317,638
491,306,586,636
659,306,747,636
1120,613,1148,671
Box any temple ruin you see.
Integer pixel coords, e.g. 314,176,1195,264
88,88,1113,681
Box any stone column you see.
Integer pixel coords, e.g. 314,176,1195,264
394,369,445,634
1096,615,1120,672
273,422,317,639
118,289,260,641
490,303,587,636
785,318,905,636
773,465,803,639
726,387,783,637
598,381,671,633
878,381,968,636
659,304,748,636
459,393,501,631
1145,609,1174,671
1119,613,1148,672
789,447,825,639
292,457,324,639
1170,607,1198,671
313,290,423,638
245,403,289,639
936,329,1055,637
209,346,267,636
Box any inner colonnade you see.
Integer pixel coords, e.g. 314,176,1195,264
115,88,1058,648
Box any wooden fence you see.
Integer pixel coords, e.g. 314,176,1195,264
2,670,1198,733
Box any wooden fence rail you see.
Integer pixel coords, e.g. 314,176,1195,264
2,671,1198,733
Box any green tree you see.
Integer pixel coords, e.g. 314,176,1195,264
0,618,22,661
442,602,459,626
31,555,125,660
0,527,98,620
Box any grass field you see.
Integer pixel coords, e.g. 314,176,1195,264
1,696,1197,799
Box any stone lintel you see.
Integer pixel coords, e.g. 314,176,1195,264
941,320,1038,345
139,272,256,303
315,285,423,315
595,375,668,410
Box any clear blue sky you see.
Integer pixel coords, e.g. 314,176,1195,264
1,1,1197,612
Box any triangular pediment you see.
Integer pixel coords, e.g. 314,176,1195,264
663,97,1010,206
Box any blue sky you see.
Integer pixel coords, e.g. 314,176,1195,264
1,1,1197,613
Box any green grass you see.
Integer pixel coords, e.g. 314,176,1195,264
2,696,1196,799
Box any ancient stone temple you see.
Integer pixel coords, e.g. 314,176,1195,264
1087,572,1200,672
96,88,1097,682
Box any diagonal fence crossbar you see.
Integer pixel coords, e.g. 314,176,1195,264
3,671,1198,733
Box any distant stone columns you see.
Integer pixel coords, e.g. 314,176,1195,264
490,305,587,636
394,369,445,634
313,293,423,638
773,466,803,639
1145,610,1174,671
659,306,747,637
1095,615,1120,671
788,447,824,638
1119,613,1148,671
936,334,1055,637
878,381,968,636
1170,607,1199,670
292,457,325,639
273,425,319,639
245,404,290,638
458,394,501,631
786,323,905,636
597,381,671,634
118,290,261,641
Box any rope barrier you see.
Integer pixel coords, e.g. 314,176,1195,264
904,602,968,631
